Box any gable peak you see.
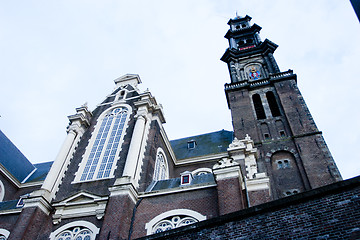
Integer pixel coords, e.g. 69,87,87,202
114,74,142,89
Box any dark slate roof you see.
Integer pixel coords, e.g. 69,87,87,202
0,199,21,211
25,161,53,183
0,130,35,182
149,173,215,191
170,130,234,160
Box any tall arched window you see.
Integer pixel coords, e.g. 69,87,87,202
153,148,169,181
266,91,281,117
78,106,130,182
252,94,266,120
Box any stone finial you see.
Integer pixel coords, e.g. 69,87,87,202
213,157,239,170
114,74,142,90
228,137,246,150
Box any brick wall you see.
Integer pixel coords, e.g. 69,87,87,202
139,176,360,240
131,188,219,239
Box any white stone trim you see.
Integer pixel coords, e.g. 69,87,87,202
153,147,169,181
191,168,212,176
0,229,10,239
50,129,83,200
73,104,132,183
213,166,241,181
140,182,216,198
52,192,108,224
0,180,4,202
21,167,37,184
49,220,100,240
0,163,21,188
0,208,22,215
145,209,206,235
23,196,52,215
109,177,139,203
132,113,152,188
175,152,229,165
246,177,270,191
159,126,177,165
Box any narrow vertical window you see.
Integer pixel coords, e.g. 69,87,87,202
252,94,266,119
153,149,168,181
266,91,281,117
275,120,287,138
261,123,271,140
80,107,128,181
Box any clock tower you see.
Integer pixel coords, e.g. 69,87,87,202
221,15,342,199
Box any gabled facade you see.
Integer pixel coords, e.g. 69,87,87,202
0,16,342,240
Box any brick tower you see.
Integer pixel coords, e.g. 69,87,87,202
221,15,342,199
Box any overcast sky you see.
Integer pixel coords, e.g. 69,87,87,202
0,1,359,180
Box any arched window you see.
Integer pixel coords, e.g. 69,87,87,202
76,106,130,182
153,148,169,181
266,91,281,117
192,168,212,176
252,94,266,119
145,209,206,235
275,120,286,138
50,221,99,240
260,123,271,140
0,180,5,202
0,229,9,240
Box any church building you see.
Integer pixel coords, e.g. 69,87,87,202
0,15,342,240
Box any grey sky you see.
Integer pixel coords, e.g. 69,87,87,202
0,1,359,179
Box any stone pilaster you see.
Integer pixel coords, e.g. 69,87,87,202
213,157,246,215
98,177,138,240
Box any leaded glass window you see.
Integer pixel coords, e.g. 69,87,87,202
153,149,168,181
152,216,197,234
80,107,128,181
55,227,93,240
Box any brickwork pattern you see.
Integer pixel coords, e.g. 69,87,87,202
216,178,245,215
139,177,360,240
247,189,271,207
131,188,219,239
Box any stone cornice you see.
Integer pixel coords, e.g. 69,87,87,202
140,182,217,198
109,177,139,204
23,195,52,215
175,152,229,166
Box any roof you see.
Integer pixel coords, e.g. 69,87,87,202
0,199,22,211
149,173,215,191
170,130,233,160
0,130,35,182
25,161,53,183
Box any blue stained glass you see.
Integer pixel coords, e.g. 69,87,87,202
81,107,128,181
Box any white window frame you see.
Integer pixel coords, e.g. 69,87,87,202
74,104,131,183
145,209,206,235
49,221,99,240
153,148,169,181
0,180,4,202
0,229,9,240
192,168,212,176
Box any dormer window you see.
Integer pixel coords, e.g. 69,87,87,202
187,140,196,149
180,171,193,185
